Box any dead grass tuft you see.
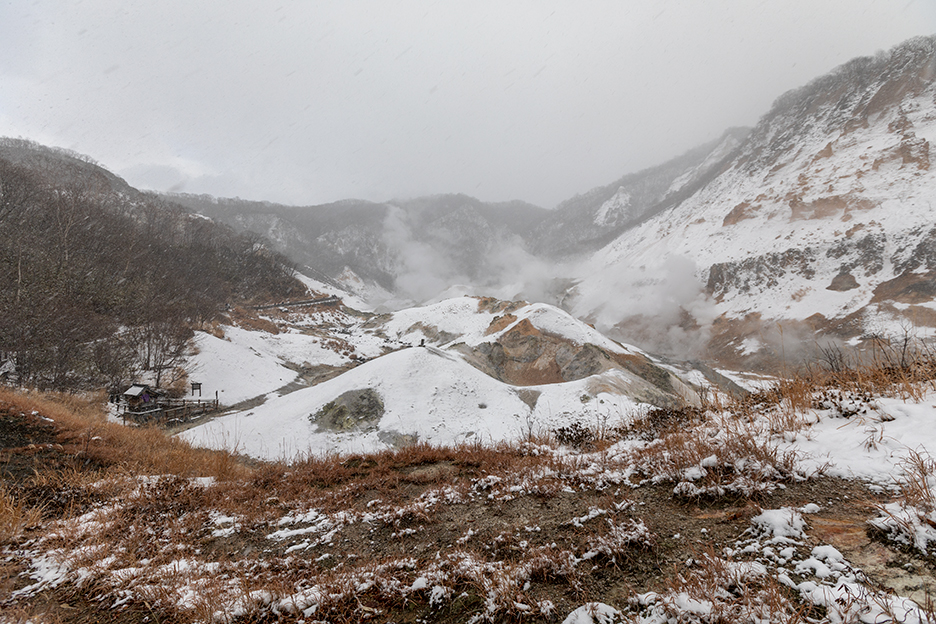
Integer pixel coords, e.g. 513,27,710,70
0,484,43,544
630,413,803,500
639,549,811,624
869,449,936,557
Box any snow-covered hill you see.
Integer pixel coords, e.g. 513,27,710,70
182,296,699,459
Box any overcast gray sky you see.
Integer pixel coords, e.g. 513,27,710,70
0,1,933,208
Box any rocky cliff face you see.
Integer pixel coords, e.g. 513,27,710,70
568,36,936,364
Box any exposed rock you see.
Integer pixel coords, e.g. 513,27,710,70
706,248,817,300
402,322,460,345
311,388,384,432
377,430,418,448
825,231,885,275
515,388,541,409
894,226,936,274
827,272,859,291
722,201,758,226
872,271,936,304
485,313,518,335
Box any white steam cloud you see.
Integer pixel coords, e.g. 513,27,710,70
568,254,718,356
374,205,713,357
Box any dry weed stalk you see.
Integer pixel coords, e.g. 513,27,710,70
0,484,43,543
897,449,936,513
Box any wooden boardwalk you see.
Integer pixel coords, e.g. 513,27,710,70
122,397,219,428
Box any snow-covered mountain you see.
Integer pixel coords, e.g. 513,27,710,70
568,35,936,364
166,131,751,310
170,36,936,368
530,127,750,259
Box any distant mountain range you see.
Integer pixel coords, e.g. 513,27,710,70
4,35,935,370
164,123,754,314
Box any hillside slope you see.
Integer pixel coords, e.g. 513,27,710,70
0,141,303,391
569,35,936,363
183,296,697,459
170,193,549,307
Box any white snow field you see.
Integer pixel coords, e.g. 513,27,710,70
182,297,649,459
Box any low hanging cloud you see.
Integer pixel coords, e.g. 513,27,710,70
569,254,718,356
380,206,471,305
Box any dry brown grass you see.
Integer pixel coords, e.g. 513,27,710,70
0,484,43,544
782,337,936,406
5,336,936,623
0,387,250,481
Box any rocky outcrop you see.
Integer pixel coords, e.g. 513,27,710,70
706,249,817,300
454,315,696,408
827,272,859,292
310,389,384,433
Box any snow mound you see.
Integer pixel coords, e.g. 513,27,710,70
188,328,299,405
384,297,637,355
182,346,531,459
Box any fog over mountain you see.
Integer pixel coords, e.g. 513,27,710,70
3,30,936,370
168,35,936,368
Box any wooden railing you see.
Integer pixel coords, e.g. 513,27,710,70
122,397,219,428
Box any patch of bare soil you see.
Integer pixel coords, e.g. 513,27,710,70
192,466,921,623
0,406,111,520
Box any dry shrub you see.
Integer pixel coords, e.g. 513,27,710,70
625,406,706,441
631,414,802,500
775,336,936,411
283,441,542,499
229,306,280,334
0,387,249,481
633,549,809,624
869,449,936,557
584,518,655,567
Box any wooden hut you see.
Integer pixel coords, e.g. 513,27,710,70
122,383,157,410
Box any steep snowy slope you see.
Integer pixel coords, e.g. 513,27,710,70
570,36,936,359
531,127,749,258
